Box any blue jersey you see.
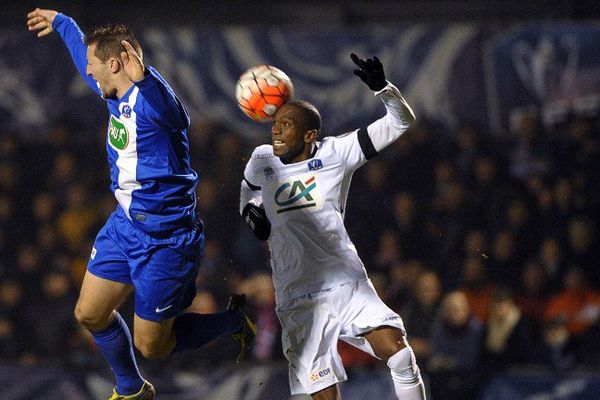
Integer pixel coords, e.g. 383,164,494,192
53,14,197,234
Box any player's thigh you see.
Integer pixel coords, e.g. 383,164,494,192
361,326,407,361
277,294,345,395
339,279,406,360
311,384,341,400
131,226,204,322
75,270,134,330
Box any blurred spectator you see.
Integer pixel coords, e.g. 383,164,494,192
565,216,600,284
453,124,485,183
47,151,78,204
372,229,403,273
538,236,567,291
21,271,78,359
386,259,426,312
514,259,550,324
481,288,541,378
401,271,443,363
347,158,391,263
538,315,578,371
428,291,484,400
544,267,600,337
509,110,555,180
488,229,520,287
389,191,433,262
470,155,508,228
458,256,495,323
57,184,98,251
0,279,25,359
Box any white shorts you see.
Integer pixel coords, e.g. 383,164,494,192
276,279,405,395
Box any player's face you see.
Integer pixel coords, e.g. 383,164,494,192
272,103,309,163
86,43,117,99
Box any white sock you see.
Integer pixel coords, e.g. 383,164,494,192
387,346,426,400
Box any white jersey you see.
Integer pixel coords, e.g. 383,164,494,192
241,83,415,303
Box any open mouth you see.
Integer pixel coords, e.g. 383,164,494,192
273,140,285,149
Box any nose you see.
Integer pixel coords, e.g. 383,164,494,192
85,65,92,77
271,122,280,134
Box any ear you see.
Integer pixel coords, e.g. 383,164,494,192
109,57,121,73
303,129,318,143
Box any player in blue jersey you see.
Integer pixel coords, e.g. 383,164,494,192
27,8,256,400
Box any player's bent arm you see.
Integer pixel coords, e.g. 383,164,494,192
240,179,270,241
135,67,190,131
240,179,263,215
367,82,416,152
52,14,102,96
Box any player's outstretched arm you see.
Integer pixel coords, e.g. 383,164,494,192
351,53,415,153
27,8,101,96
26,8,57,37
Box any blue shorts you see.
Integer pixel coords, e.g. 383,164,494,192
88,207,205,322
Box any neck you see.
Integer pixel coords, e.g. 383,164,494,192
282,143,316,164
116,75,135,99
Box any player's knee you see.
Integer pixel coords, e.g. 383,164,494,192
74,304,111,331
387,345,421,385
134,335,170,359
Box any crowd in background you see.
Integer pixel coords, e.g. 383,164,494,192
0,108,599,398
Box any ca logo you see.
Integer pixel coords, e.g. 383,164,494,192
274,176,317,214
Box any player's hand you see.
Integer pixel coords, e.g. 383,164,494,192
27,8,58,38
120,40,145,83
351,53,387,91
242,203,271,241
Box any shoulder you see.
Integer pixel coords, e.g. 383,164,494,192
319,129,359,153
250,144,275,160
245,144,275,169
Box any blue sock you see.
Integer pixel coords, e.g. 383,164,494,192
91,312,144,396
171,310,244,354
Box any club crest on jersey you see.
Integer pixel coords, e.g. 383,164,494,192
109,115,129,150
307,159,323,171
264,167,274,182
120,104,132,118
274,175,317,214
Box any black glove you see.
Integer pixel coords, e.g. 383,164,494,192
242,203,271,241
351,53,387,91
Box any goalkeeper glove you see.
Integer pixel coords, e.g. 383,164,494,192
351,53,387,91
242,203,271,241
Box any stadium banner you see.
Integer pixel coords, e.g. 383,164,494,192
484,24,600,133
1,23,599,139
479,371,600,400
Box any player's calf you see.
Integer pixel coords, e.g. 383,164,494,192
387,346,426,400
133,320,176,360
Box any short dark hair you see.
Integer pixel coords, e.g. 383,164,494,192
85,23,141,62
286,100,322,136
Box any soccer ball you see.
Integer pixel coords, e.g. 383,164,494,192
235,65,294,122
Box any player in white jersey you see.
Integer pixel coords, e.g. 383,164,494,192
240,54,426,399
